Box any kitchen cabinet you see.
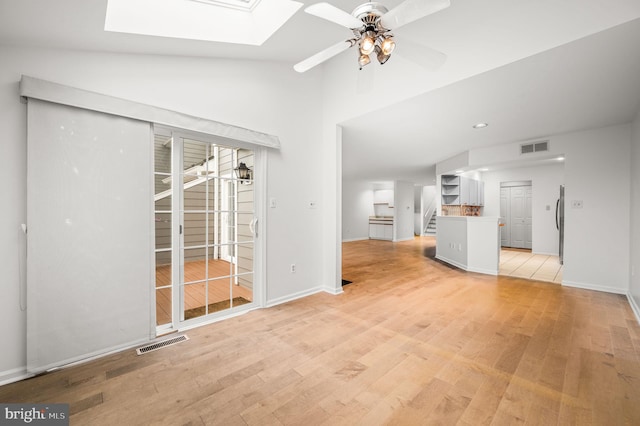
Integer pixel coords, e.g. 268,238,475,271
441,175,484,206
441,175,461,205
369,217,393,240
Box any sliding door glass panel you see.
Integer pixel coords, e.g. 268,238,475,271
178,138,254,324
155,287,172,327
183,248,207,282
204,277,233,314
154,134,173,327
233,273,253,303
183,282,207,321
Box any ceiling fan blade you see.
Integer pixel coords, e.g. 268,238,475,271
394,38,447,70
380,0,450,30
294,40,353,73
305,2,363,29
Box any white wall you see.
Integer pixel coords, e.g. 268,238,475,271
0,45,325,382
630,110,640,317
558,125,631,293
373,189,394,205
470,124,631,293
394,181,415,241
482,163,565,255
342,180,374,242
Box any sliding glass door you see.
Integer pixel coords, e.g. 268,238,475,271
154,130,257,331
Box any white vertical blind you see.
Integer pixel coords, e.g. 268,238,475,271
26,100,153,373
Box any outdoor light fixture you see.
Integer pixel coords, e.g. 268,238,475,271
234,162,253,184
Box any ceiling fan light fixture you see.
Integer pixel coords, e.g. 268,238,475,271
381,36,395,55
358,53,371,69
294,0,451,72
360,34,376,55
375,45,390,64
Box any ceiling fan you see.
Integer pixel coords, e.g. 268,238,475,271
293,0,450,73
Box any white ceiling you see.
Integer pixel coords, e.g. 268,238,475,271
1,0,640,185
341,18,640,183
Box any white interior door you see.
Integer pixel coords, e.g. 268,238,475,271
510,187,526,248
501,184,532,249
500,188,510,246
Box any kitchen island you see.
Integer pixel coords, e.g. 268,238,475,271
435,216,501,275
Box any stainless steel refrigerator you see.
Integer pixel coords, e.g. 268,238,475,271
556,185,565,264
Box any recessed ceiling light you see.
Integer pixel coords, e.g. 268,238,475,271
479,168,489,172
455,170,464,174
557,156,565,161
472,123,488,129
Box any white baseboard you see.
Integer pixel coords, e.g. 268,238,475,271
265,285,342,308
435,255,497,276
562,280,627,295
532,251,559,256
435,254,465,271
0,367,32,387
394,236,415,242
323,285,345,296
31,337,152,376
467,265,498,276
342,237,369,243
628,293,640,325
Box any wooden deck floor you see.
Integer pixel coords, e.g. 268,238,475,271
2,236,639,425
156,259,253,325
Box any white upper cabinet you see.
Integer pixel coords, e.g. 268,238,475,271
441,175,484,206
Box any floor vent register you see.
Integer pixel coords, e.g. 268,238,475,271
136,334,189,355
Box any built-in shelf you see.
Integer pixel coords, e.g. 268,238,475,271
441,174,485,208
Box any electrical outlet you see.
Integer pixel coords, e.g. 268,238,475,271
290,264,296,273
270,198,277,208
571,200,583,209
308,201,316,209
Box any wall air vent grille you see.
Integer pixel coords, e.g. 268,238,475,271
521,140,549,155
136,335,189,355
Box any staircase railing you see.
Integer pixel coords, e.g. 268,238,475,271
422,195,437,235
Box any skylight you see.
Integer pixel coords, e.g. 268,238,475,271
105,0,302,46
191,0,261,12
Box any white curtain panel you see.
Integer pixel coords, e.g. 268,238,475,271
26,99,154,373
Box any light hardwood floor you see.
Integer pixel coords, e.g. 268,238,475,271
2,236,639,425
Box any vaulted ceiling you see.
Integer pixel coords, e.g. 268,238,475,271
1,0,639,184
